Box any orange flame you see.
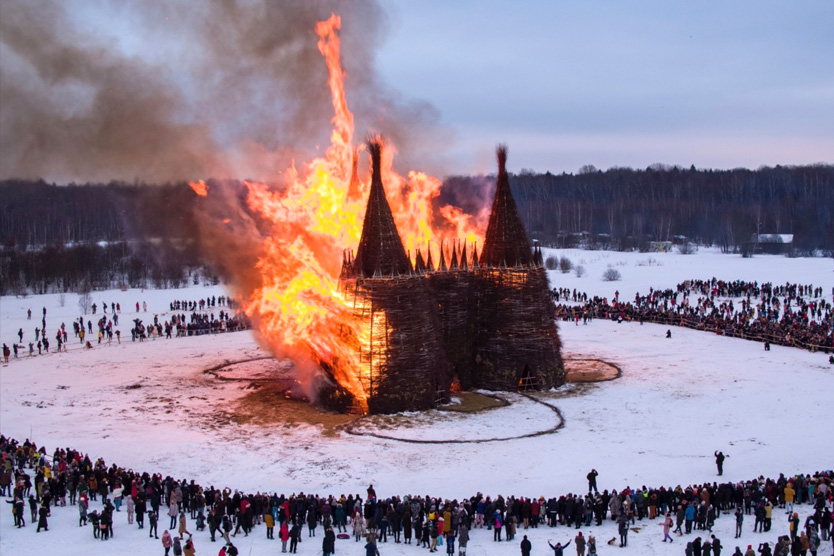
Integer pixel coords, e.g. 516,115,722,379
189,179,208,197
191,14,483,410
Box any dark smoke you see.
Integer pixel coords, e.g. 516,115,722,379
0,0,443,184
437,174,496,225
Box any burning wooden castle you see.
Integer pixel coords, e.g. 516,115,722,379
338,141,564,414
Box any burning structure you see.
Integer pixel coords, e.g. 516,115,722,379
191,16,562,415
339,141,564,414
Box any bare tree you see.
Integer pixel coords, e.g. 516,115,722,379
78,292,92,314
602,268,621,282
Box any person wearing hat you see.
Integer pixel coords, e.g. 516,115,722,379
744,545,755,556
789,512,800,541
574,531,586,556
784,483,796,515
493,511,503,542
322,526,336,556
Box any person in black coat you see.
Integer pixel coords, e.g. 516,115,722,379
520,534,532,556
711,534,723,556
692,536,702,556
587,470,599,494
715,451,728,476
290,519,301,553
307,507,318,537
136,495,146,529
37,504,49,532
208,509,219,541
323,527,336,556
149,510,159,539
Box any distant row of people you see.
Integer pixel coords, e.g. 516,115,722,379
3,299,248,363
554,279,833,353
169,296,234,312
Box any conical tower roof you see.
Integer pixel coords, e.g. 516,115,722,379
479,145,532,267
353,139,411,278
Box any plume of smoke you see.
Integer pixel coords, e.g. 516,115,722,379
190,178,332,402
0,0,442,184
190,180,265,298
437,174,495,232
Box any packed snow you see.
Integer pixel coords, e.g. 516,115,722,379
1,248,832,556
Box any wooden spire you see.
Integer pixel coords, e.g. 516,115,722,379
353,139,412,278
479,145,533,268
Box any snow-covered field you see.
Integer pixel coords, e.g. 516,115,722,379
1,248,832,556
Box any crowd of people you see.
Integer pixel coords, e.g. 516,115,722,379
131,307,249,341
552,280,833,354
2,435,831,556
2,297,250,363
169,296,235,312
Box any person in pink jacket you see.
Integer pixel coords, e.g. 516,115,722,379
162,529,173,556
660,512,673,543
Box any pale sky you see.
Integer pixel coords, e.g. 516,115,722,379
377,1,834,174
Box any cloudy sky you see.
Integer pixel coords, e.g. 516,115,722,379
379,0,834,173
1,0,831,182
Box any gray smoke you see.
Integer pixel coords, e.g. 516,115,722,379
0,0,441,184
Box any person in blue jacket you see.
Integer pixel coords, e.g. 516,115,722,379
685,502,696,534
547,539,571,556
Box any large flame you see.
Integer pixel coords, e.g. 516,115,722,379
191,14,483,410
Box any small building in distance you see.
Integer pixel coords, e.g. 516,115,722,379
750,233,794,254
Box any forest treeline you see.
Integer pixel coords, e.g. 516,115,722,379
468,163,833,253
0,180,210,295
1,163,832,295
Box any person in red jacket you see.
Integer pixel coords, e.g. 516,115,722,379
280,520,290,552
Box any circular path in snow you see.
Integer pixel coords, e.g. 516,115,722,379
202,357,621,444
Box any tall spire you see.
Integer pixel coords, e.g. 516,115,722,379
353,138,412,278
479,145,533,268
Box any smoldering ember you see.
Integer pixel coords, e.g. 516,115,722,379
1,4,833,556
